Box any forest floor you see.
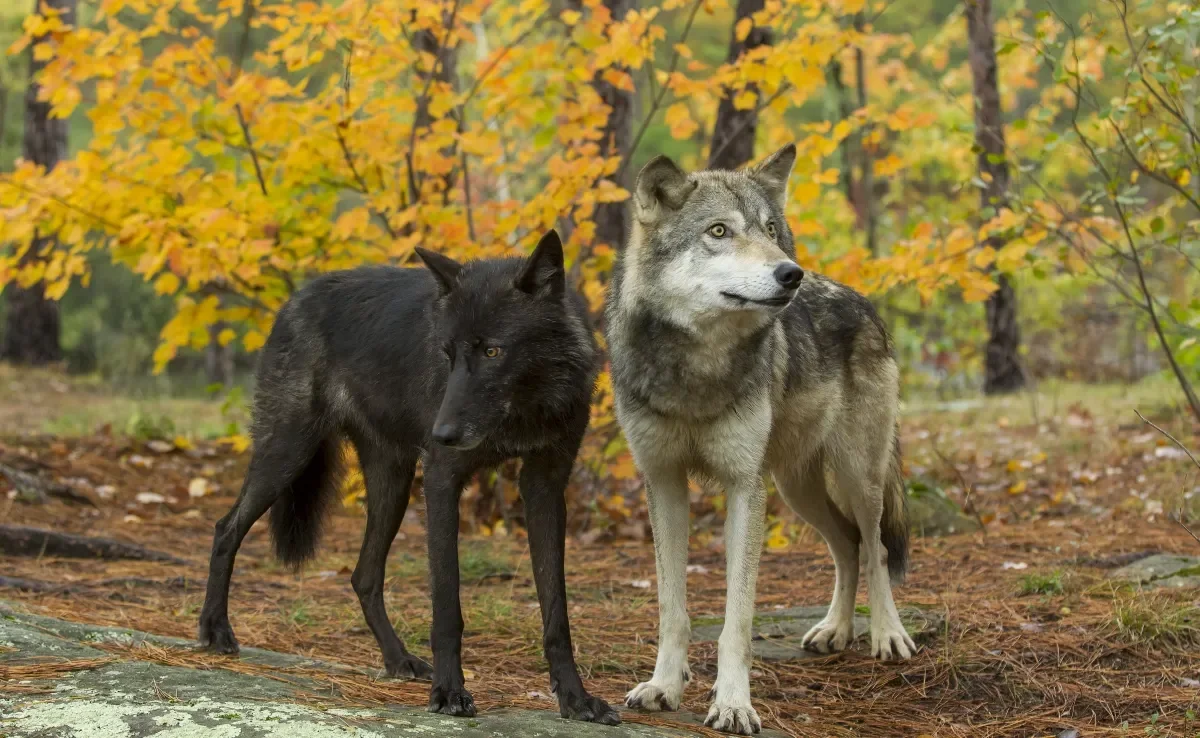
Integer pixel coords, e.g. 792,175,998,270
2,365,1200,737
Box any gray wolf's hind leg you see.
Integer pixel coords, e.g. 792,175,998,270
833,459,915,660
774,453,860,654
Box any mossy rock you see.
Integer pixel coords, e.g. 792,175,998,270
691,604,944,661
907,478,981,537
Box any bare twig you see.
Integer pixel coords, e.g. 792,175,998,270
1136,410,1200,472
929,436,988,536
231,1,268,197
613,0,705,182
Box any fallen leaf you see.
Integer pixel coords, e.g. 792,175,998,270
629,579,651,589
136,492,166,505
1002,561,1028,570
146,440,174,454
188,478,209,499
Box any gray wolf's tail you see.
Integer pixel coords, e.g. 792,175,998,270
268,438,344,568
881,429,909,584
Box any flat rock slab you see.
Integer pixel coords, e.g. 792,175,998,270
0,602,780,737
691,605,944,661
1111,554,1200,589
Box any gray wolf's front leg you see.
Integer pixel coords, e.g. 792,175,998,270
626,462,691,712
706,478,766,735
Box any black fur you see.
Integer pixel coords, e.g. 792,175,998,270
197,231,619,725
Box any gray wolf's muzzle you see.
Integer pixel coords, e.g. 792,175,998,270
720,260,804,308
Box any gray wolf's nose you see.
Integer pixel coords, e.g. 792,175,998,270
774,262,804,290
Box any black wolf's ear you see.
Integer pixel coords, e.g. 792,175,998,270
634,155,697,222
415,247,463,296
749,143,796,210
516,230,565,299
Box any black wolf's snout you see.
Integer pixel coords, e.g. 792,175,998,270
774,262,804,290
432,422,462,446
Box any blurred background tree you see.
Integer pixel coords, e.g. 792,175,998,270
0,0,1194,440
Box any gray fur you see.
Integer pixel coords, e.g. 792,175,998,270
607,145,913,735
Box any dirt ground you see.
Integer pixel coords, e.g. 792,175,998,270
2,369,1199,737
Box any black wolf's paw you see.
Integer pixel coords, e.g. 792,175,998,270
428,682,476,717
559,689,621,726
385,654,434,681
196,614,239,654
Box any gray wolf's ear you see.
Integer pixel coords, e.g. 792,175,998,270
415,247,463,296
516,230,565,299
750,143,796,210
634,155,696,221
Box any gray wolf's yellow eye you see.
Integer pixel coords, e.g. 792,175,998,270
766,222,777,239
484,346,502,359
707,223,727,238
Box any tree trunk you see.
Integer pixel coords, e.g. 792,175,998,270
2,0,75,366
408,13,460,205
592,0,634,251
205,321,234,387
708,0,773,170
565,0,633,251
853,13,878,256
966,0,1025,394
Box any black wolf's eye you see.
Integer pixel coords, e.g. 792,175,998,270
766,221,777,239
483,346,502,359
707,223,727,238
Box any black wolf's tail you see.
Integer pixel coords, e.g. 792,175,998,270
881,428,909,584
268,438,344,568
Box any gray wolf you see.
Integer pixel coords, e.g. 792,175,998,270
197,231,618,725
605,145,912,734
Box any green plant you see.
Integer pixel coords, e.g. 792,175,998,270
1018,570,1065,596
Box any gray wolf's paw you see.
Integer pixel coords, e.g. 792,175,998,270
385,654,434,680
801,617,854,654
704,701,761,735
428,682,476,717
559,690,621,725
625,679,683,712
870,617,916,660
196,615,239,654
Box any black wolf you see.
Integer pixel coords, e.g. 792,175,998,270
197,231,618,725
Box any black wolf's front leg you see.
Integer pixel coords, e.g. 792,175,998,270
520,450,620,726
423,460,475,717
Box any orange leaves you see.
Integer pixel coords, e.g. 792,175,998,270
665,102,698,140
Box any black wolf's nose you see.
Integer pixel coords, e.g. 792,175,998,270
774,262,804,290
432,424,461,446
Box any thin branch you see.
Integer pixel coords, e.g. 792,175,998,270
1136,410,1200,472
930,435,988,536
459,13,548,107
613,0,705,182
461,148,476,242
234,106,268,197
405,0,464,200
336,127,398,240
229,0,268,197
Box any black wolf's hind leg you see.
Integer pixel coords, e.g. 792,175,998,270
351,440,432,680
198,425,321,654
521,449,620,726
